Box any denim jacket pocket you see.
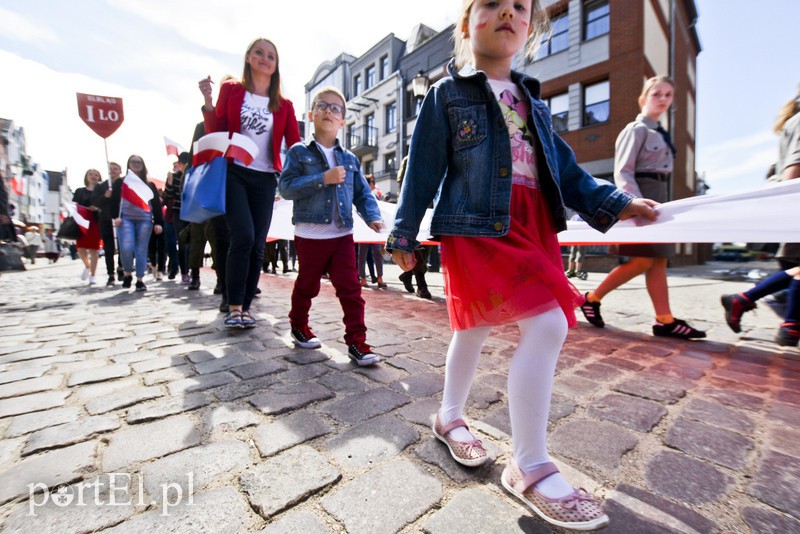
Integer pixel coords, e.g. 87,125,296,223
449,106,487,151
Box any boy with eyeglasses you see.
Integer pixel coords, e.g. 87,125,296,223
279,86,385,366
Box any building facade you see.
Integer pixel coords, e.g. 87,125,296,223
305,0,703,263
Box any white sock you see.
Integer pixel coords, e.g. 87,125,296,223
439,326,491,443
509,309,574,499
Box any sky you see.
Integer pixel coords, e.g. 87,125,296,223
0,0,798,195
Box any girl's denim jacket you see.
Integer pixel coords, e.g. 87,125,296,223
387,61,635,253
279,138,382,227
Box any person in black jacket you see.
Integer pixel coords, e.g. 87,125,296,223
91,162,124,285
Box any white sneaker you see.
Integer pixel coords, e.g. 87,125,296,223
88,275,96,285
155,270,165,281
81,268,90,280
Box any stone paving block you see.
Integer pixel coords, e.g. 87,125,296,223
279,362,332,383
253,411,332,457
250,382,334,416
23,415,120,456
126,392,212,424
390,373,444,398
408,351,446,367
194,353,253,375
321,459,441,534
0,348,59,365
103,486,261,533
2,475,136,534
769,402,800,428
85,386,164,415
574,362,624,382
477,406,511,439
587,393,667,432
214,375,281,402
239,445,341,518
231,359,289,380
747,450,800,520
384,355,430,375
62,341,113,354
777,388,800,406
664,417,752,469
613,376,690,404
645,363,706,381
351,361,407,384
415,438,498,484
0,366,47,385
741,506,800,533
713,368,772,387
141,364,196,386
130,355,187,374
0,441,97,505
67,363,131,386
423,488,529,534
320,387,410,425
74,376,140,401
284,350,330,365
317,372,370,394
608,483,716,534
166,371,237,395
141,440,251,499
646,450,732,505
397,398,439,427
682,398,755,434
550,420,638,471
326,414,418,469
201,404,263,433
766,425,800,458
102,414,201,472
4,406,81,438
554,375,601,398
258,510,330,534
697,388,764,412
54,359,108,374
599,356,647,372
0,390,71,419
601,499,684,534
111,350,159,364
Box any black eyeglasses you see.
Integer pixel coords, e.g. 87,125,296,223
313,101,345,116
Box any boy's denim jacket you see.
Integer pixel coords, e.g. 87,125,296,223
279,137,382,228
386,60,635,253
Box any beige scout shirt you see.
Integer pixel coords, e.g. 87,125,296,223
613,114,673,198
777,111,800,176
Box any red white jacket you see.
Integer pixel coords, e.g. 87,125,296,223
202,80,301,172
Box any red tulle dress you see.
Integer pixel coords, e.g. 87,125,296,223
440,80,583,331
441,185,583,331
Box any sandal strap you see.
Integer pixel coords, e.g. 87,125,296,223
440,418,469,435
225,310,242,320
513,462,560,494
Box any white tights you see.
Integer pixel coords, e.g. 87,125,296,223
439,307,574,498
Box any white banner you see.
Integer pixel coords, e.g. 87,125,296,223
267,180,800,245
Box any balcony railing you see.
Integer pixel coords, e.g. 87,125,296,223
346,125,378,158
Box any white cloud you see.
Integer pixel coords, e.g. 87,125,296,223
0,7,60,46
697,129,779,193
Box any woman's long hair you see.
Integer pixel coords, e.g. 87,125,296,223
126,155,149,181
242,37,284,113
775,96,800,134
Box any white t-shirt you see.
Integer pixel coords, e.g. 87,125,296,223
238,92,275,172
294,141,352,240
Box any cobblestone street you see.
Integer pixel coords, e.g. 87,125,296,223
0,259,798,533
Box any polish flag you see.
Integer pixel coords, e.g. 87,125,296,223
71,204,92,232
164,136,186,157
121,170,153,212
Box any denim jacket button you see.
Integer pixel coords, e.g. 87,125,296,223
499,168,509,177
493,222,504,231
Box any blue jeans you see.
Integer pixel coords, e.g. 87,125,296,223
118,217,153,278
225,164,277,310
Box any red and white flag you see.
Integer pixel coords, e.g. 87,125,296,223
71,204,93,232
121,170,153,212
164,136,186,157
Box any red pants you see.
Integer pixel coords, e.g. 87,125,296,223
291,234,366,345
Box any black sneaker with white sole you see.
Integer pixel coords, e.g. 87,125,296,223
291,326,322,349
652,319,706,339
347,342,381,366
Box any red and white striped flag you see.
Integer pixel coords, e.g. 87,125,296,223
71,204,92,232
164,136,186,157
121,170,153,212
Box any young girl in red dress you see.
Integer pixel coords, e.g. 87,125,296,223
387,0,657,530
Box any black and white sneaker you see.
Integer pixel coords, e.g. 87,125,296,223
652,319,706,339
347,342,381,366
291,326,322,349
580,293,605,328
135,280,147,292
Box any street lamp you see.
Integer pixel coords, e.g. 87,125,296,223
411,70,430,98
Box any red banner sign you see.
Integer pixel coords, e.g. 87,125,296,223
76,93,124,139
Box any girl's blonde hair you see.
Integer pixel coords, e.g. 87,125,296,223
242,37,284,113
83,168,100,186
638,76,675,110
774,95,800,133
452,0,548,69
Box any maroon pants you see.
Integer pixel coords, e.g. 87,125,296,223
291,234,366,345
